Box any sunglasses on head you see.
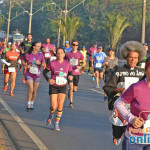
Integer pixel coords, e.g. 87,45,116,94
72,44,78,46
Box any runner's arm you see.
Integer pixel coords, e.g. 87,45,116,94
43,68,50,81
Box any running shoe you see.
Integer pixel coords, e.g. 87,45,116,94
3,83,8,92
54,122,60,131
82,70,84,74
26,104,31,110
96,84,99,88
104,96,108,103
69,103,74,109
45,115,53,125
113,138,121,146
30,104,34,110
92,76,95,81
23,78,26,84
9,91,14,96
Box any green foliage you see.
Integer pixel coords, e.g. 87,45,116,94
0,15,5,30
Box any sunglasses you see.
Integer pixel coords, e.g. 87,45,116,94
72,44,78,46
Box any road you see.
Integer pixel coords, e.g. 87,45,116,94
0,67,122,150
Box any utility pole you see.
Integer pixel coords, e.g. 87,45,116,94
7,0,12,42
28,0,33,34
141,0,146,43
57,10,62,48
63,0,68,46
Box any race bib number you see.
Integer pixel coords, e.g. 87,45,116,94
56,77,67,85
50,56,56,62
95,63,102,68
124,77,139,89
8,67,15,72
29,67,39,75
44,53,50,58
70,58,78,66
141,63,146,69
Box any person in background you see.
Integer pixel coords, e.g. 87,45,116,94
63,41,72,54
80,46,87,73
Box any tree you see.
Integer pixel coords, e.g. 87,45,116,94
0,15,5,30
101,13,130,48
53,15,82,43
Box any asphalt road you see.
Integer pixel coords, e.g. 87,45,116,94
0,66,123,150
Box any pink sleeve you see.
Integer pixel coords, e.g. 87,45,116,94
88,48,91,53
114,97,135,124
80,52,84,61
121,85,134,104
41,54,45,63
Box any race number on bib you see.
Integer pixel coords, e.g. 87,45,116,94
70,59,78,66
50,56,56,62
56,77,67,85
124,77,139,89
8,67,15,72
29,67,39,75
44,53,50,58
95,63,102,68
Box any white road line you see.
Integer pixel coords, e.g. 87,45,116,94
0,97,49,150
90,89,104,95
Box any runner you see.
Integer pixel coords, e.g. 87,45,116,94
43,48,73,131
103,48,118,102
80,46,87,73
137,43,149,69
65,40,86,108
19,34,33,84
91,46,107,88
87,42,98,80
42,38,53,66
114,56,150,150
22,42,45,110
63,41,72,53
1,43,21,96
103,41,145,146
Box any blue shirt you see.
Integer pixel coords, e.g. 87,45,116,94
63,46,72,53
92,52,107,69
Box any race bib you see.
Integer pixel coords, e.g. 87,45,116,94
141,63,146,69
50,56,56,62
70,58,78,66
95,63,102,68
124,77,139,89
44,53,50,58
29,67,39,75
56,76,67,85
8,67,15,72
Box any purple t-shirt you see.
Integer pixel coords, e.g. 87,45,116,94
122,79,150,136
65,51,84,75
46,59,72,86
88,47,97,61
42,43,53,59
24,52,45,78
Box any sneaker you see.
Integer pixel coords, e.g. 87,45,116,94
96,84,99,88
45,115,53,126
92,76,95,81
54,122,60,131
26,104,31,110
3,83,8,92
30,104,34,110
82,70,84,74
104,96,108,103
113,138,121,146
23,78,26,84
69,103,74,109
9,91,14,96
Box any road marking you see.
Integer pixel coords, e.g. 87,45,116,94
90,89,104,95
0,97,49,150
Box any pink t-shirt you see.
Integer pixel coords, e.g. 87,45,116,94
122,79,150,136
42,43,53,59
65,51,84,75
46,59,72,86
24,52,45,78
88,47,97,61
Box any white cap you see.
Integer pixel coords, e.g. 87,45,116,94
8,42,12,45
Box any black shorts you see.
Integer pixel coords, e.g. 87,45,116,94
94,68,103,73
68,75,80,86
89,61,94,68
49,85,67,95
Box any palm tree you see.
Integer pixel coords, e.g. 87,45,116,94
53,15,82,43
101,13,130,48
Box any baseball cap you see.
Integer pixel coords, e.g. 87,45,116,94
94,42,98,45
142,43,148,46
53,44,56,46
98,46,102,49
65,41,69,44
8,42,12,45
82,46,85,48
